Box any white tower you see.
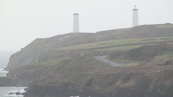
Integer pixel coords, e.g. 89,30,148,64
73,13,79,32
132,5,138,27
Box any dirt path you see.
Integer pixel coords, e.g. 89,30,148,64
95,56,122,67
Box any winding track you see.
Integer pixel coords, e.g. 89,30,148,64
94,56,122,67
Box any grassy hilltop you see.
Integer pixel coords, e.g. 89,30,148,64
6,24,173,97
7,24,173,70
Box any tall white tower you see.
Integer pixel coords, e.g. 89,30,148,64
73,13,79,32
132,5,139,27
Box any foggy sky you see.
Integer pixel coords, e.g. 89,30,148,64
0,0,173,51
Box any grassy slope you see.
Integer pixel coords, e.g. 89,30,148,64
56,37,173,51
6,24,173,97
8,47,173,97
8,56,109,86
7,24,173,70
109,43,173,66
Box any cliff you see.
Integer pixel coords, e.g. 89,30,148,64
7,24,173,70
6,24,173,97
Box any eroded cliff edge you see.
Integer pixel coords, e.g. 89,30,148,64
6,24,173,97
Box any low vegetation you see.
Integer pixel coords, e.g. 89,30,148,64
6,24,173,97
56,37,173,51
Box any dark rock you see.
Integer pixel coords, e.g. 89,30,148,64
0,77,17,86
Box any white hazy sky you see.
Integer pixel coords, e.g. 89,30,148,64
0,0,173,51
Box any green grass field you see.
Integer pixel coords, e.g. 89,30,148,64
30,57,71,66
155,24,173,29
56,36,173,51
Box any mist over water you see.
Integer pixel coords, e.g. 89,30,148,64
0,70,8,77
0,87,26,97
0,58,8,77
0,67,26,97
0,56,26,97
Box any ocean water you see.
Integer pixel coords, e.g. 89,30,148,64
0,66,26,97
0,70,8,77
0,87,26,97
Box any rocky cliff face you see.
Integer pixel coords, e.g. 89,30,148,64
6,24,173,97
7,24,173,70
9,56,173,97
0,77,17,86
7,44,173,97
24,83,106,97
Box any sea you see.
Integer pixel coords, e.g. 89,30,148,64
0,65,26,97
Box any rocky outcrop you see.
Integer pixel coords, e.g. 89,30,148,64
24,82,106,97
5,24,173,97
0,77,17,86
7,24,173,70
7,55,173,97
